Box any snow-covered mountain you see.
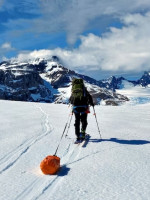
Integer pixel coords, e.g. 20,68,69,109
99,71,150,91
0,56,129,105
99,76,126,91
138,71,150,87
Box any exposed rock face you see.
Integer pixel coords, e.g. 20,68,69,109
139,71,150,87
0,56,131,105
98,76,125,91
0,69,53,102
46,66,73,88
45,65,99,88
85,83,129,106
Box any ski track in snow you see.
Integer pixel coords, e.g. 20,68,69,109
0,102,84,200
43,142,125,200
41,144,84,200
33,137,97,199
16,137,84,200
42,142,87,200
1,101,150,200
0,105,53,174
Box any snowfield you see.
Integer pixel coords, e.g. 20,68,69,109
116,80,150,105
0,93,150,199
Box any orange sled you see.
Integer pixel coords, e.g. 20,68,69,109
40,155,60,175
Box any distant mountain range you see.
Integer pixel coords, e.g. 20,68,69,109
98,71,150,90
0,56,149,105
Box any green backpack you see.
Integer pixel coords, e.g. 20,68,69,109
71,78,86,105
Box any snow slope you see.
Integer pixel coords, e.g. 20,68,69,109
0,99,150,200
116,80,150,105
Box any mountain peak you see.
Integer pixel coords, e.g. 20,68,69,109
50,56,60,62
2,57,150,105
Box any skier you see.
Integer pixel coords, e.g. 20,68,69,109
69,78,94,143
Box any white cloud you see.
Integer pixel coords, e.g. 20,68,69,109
3,0,150,45
14,12,150,73
1,42,12,49
0,42,16,60
36,0,150,44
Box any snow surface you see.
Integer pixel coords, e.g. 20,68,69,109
116,80,150,105
45,62,60,73
0,90,150,200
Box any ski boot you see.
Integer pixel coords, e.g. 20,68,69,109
80,130,86,140
74,137,81,144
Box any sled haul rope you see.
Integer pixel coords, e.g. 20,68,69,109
40,155,60,175
40,108,73,175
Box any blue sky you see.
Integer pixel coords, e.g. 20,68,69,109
0,0,150,80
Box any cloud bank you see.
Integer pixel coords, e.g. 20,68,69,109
2,0,150,45
36,0,150,44
14,12,150,73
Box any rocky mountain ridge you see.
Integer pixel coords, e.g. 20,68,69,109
0,56,149,105
98,71,150,91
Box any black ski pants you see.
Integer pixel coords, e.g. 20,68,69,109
74,112,88,138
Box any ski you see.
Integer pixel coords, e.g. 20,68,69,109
81,134,90,147
74,140,80,144
74,139,83,144
74,134,90,145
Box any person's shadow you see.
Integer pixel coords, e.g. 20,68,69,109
90,137,150,145
65,137,150,167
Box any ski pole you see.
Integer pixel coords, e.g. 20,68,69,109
54,112,72,156
93,106,102,139
65,112,73,137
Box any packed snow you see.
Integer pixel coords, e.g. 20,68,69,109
0,86,150,200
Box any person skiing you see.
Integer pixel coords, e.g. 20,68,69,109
69,78,94,143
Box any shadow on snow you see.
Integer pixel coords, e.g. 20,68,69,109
57,165,70,176
60,137,150,172
90,137,150,145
